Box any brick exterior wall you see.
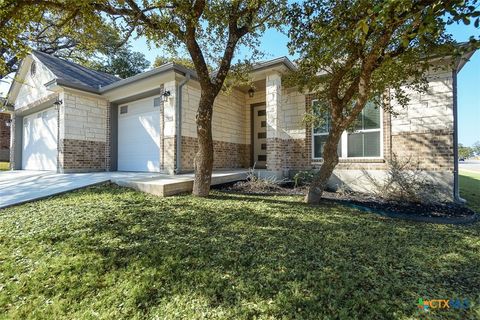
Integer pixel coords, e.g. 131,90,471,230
163,136,176,173
302,88,455,201
59,139,106,172
0,113,10,162
266,138,310,173
391,130,453,171
180,135,250,171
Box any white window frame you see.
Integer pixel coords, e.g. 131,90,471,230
311,99,384,160
311,100,330,159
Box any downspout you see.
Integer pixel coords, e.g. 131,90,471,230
452,68,465,204
175,73,191,174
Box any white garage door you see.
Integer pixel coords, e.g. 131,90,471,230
118,97,161,172
22,107,58,171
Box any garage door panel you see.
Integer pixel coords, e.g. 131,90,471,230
22,107,58,171
118,97,161,172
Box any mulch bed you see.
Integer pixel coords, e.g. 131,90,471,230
218,181,477,223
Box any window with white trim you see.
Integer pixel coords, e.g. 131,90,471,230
312,99,382,159
312,100,341,158
347,101,381,157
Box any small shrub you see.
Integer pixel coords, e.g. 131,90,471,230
366,154,439,203
293,170,316,188
233,167,285,193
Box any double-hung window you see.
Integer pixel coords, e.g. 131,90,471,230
312,100,341,158
347,101,381,157
312,99,382,159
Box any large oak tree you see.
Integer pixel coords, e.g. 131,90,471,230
43,0,285,196
287,0,479,204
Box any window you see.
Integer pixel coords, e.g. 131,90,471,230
347,101,381,157
312,100,382,159
30,61,37,77
312,100,341,158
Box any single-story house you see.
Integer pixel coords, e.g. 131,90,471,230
5,50,475,201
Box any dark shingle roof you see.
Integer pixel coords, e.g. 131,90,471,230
33,51,120,91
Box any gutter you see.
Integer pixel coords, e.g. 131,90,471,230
452,68,465,204
45,79,101,95
175,74,191,174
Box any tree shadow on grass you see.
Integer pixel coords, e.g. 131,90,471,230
63,187,479,319
459,174,480,213
7,185,478,319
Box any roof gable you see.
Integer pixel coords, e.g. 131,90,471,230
7,55,57,109
32,51,120,91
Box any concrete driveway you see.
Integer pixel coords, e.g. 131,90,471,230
0,171,160,209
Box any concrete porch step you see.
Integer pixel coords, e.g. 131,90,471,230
111,170,248,197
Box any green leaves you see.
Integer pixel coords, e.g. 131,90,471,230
357,19,369,35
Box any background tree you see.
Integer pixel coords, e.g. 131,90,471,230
87,43,150,79
472,141,480,157
153,56,197,70
458,144,474,159
48,0,285,197
0,1,149,83
287,0,480,204
0,1,104,79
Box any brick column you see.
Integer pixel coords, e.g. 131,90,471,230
0,113,11,162
10,114,23,170
265,72,284,178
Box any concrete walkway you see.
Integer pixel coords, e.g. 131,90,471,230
0,170,248,209
0,171,161,209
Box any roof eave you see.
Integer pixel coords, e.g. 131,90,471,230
99,62,197,93
45,79,101,94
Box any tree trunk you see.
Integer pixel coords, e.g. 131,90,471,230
192,93,215,197
305,130,342,204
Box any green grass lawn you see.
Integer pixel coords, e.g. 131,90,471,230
460,170,480,213
0,184,478,319
0,162,9,171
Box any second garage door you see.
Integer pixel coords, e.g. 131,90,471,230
118,97,161,172
22,107,58,171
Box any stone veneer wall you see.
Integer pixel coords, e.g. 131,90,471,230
179,81,250,172
0,113,10,162
388,66,455,172
59,90,108,172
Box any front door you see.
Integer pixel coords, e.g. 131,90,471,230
253,104,267,169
